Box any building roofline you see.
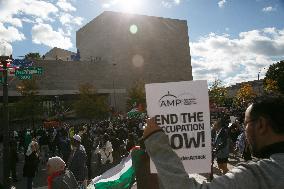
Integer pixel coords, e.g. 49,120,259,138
77,11,105,33
45,47,76,55
226,79,264,89
76,11,187,33
103,11,187,22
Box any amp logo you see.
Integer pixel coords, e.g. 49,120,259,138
159,91,197,108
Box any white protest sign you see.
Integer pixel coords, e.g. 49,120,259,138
145,80,211,174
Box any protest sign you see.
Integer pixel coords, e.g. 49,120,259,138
145,80,211,174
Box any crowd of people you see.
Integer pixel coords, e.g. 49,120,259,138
211,115,252,175
6,115,253,189
6,118,145,189
2,95,283,189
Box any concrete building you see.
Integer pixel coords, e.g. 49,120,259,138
1,11,193,112
44,47,76,61
226,79,264,97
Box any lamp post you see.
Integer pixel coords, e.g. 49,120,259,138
258,67,266,81
258,67,266,94
1,44,12,189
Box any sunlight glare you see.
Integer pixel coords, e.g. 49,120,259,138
129,24,138,34
119,0,143,13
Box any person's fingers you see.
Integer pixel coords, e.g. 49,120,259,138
146,117,155,126
143,117,162,139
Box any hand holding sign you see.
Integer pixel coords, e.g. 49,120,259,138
145,80,211,174
143,118,162,139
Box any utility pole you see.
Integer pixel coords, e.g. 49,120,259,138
1,55,10,189
258,67,266,94
258,67,266,81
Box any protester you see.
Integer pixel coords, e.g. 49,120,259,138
47,156,78,189
95,133,113,173
111,134,122,164
58,129,71,164
9,132,18,182
143,95,284,188
98,134,113,164
67,134,88,188
236,128,252,161
229,120,242,144
81,127,93,179
69,127,75,139
24,131,32,152
211,118,230,174
39,130,50,164
23,140,40,189
126,133,136,152
49,128,58,156
7,115,145,187
228,121,242,155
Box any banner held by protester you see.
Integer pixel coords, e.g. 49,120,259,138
145,80,211,174
87,147,143,189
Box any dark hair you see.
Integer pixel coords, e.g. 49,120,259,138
250,95,284,133
216,113,230,128
103,133,109,141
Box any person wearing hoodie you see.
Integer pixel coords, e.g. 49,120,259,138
67,134,88,188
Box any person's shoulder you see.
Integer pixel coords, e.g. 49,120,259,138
236,156,284,173
52,174,65,187
53,171,77,189
53,173,64,182
267,154,284,165
78,145,87,155
64,169,76,178
79,144,86,150
55,170,76,180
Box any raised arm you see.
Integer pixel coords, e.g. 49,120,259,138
143,118,259,189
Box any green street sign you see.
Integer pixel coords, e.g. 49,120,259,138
15,69,28,76
35,67,43,75
17,74,32,80
15,67,43,76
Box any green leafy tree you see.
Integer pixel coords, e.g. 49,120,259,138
209,79,228,107
263,78,279,94
74,83,108,121
14,78,43,127
126,80,146,111
233,83,257,113
264,60,284,94
17,78,38,96
25,52,41,60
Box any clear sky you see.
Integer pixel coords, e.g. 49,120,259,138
1,0,284,86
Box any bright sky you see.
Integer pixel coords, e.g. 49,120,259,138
0,0,284,85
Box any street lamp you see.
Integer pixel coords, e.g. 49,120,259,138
258,67,266,81
0,43,12,189
258,67,266,94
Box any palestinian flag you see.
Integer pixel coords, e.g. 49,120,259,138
87,147,143,189
127,108,146,119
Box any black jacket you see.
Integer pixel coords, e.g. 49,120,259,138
23,152,39,177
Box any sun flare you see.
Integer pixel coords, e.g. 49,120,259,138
118,0,143,13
